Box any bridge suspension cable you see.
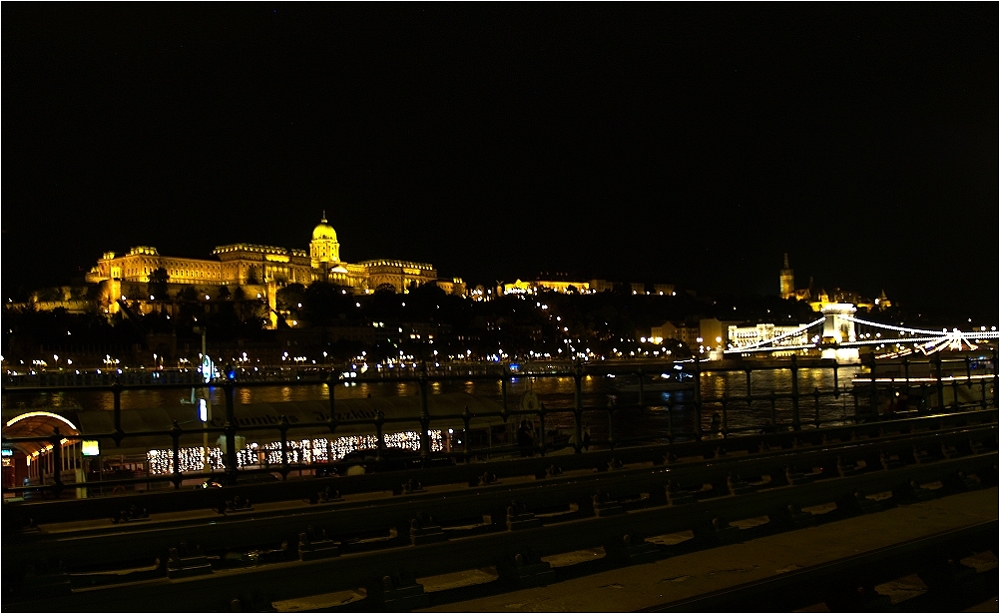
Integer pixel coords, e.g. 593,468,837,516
845,316,1000,339
843,336,972,347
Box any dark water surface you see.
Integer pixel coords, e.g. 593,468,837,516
3,366,864,446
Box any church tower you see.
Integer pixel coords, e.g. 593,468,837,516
310,211,341,269
780,253,795,299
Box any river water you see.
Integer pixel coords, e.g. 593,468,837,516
3,366,865,446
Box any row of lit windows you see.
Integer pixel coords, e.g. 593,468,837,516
213,243,292,256
361,259,434,271
729,332,810,345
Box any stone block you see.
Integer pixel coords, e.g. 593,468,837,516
298,535,340,561
621,535,659,564
409,525,447,546
504,553,554,588
374,575,429,609
506,512,541,531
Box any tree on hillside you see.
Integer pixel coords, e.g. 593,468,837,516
147,267,170,300
302,282,352,326
276,283,306,313
177,285,199,302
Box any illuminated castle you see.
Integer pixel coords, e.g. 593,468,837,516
85,213,465,325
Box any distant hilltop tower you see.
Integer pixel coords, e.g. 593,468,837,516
780,253,795,299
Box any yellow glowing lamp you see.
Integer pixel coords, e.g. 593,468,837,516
82,440,100,456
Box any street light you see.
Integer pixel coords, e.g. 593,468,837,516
199,397,213,473
193,326,213,473
193,326,212,383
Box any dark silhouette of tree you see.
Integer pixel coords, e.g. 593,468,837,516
405,283,447,320
174,285,202,326
147,267,169,300
86,283,103,301
35,287,63,302
302,282,351,326
276,283,306,312
371,287,403,321
177,285,199,302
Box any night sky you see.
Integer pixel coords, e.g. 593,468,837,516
6,5,998,320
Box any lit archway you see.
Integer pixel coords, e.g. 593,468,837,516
4,411,80,455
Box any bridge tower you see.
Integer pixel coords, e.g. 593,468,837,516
820,303,859,362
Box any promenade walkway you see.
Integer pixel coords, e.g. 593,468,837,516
419,487,998,612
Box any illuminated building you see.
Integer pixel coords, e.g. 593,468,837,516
649,318,726,357
500,279,591,295
808,288,879,313
499,278,675,296
727,322,811,349
84,213,465,324
434,278,467,296
588,279,616,293
779,254,888,312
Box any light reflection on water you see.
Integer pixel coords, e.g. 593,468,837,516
3,368,864,442
697,367,863,432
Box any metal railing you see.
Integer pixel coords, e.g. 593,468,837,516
3,351,996,498
5,425,997,612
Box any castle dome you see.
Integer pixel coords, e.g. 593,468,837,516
312,211,337,241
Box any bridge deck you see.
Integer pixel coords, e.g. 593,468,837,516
416,487,998,612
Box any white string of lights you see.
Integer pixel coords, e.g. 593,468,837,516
844,316,946,336
725,343,818,355
843,336,954,347
846,316,999,339
873,330,982,360
146,430,444,475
